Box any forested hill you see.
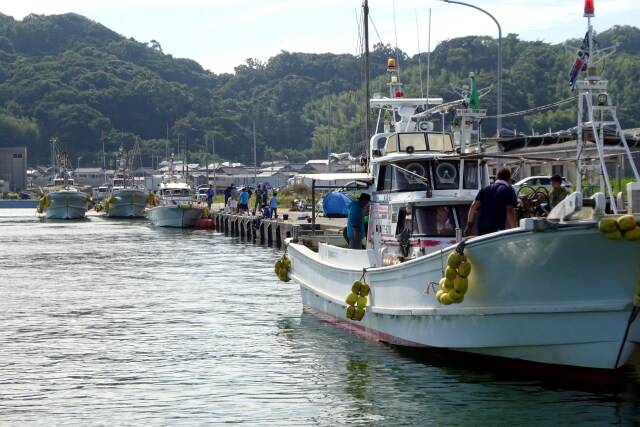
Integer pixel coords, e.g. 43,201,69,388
1,12,639,168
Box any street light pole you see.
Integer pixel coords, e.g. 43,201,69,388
212,134,216,194
251,117,257,188
441,0,502,138
327,97,332,173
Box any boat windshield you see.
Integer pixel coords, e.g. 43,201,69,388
396,205,471,238
384,132,453,154
378,159,484,192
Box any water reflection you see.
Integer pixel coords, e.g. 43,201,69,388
1,209,640,425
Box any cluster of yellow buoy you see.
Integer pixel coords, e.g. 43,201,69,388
93,204,104,212
274,257,291,282
36,194,50,213
147,193,158,206
598,215,640,240
104,197,112,212
345,280,370,321
436,251,471,305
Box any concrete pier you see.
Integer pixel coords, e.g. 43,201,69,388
209,209,346,248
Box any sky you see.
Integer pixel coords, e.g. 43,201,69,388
1,0,640,75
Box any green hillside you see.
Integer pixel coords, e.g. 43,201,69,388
0,12,639,168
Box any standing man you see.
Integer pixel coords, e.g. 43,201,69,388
549,174,568,208
206,184,214,209
239,187,249,215
262,184,269,206
254,184,264,215
464,167,518,236
269,192,279,219
347,193,371,249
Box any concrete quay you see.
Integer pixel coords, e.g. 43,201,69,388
208,208,347,248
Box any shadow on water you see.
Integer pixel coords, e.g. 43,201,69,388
277,312,640,424
390,344,640,393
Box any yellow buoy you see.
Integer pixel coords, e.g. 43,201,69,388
617,214,637,232
598,217,618,233
351,280,363,294
445,266,457,281
345,292,358,306
447,252,462,269
360,283,371,297
458,261,472,278
346,305,356,319
356,296,368,309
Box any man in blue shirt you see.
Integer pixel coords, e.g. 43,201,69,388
464,167,518,236
347,193,371,249
239,188,250,215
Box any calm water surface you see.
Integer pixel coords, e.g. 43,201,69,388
1,209,640,425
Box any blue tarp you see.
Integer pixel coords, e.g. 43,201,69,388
322,192,352,218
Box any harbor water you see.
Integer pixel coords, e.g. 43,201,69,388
1,209,640,425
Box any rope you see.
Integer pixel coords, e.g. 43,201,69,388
484,96,578,119
614,306,639,368
360,268,368,283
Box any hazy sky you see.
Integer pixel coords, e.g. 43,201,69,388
2,0,639,74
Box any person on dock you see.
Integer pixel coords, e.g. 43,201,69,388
230,184,239,203
227,194,238,214
262,204,272,219
464,166,518,236
239,188,249,215
224,184,232,205
347,193,371,249
206,185,214,209
262,184,269,206
269,192,278,218
549,174,568,208
254,185,264,215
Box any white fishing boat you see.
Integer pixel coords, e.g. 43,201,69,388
36,142,91,220
104,140,152,218
282,6,640,380
38,187,91,220
146,178,204,227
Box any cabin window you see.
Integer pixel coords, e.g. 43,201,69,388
463,162,481,189
377,165,394,191
385,134,397,153
431,161,459,190
426,133,454,152
412,206,456,237
398,133,428,152
392,161,430,191
402,205,472,237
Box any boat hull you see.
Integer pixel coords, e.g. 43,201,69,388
43,190,90,219
106,188,150,218
287,224,640,371
146,205,204,227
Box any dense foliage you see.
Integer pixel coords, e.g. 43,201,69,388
0,12,639,168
